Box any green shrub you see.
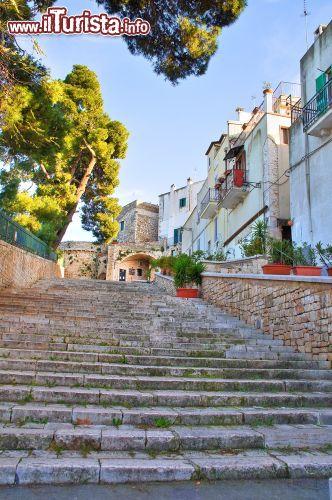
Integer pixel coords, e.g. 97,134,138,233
173,254,205,288
267,238,294,265
293,243,317,266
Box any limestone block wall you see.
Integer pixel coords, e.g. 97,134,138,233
202,256,268,274
201,273,332,364
155,273,176,296
136,206,159,243
63,250,98,279
0,239,61,288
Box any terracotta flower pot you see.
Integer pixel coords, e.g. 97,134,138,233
262,264,292,275
176,288,199,298
292,266,322,276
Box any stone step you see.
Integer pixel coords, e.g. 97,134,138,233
0,368,331,393
0,423,331,454
0,384,330,408
0,356,331,380
1,402,331,426
2,449,332,485
0,348,328,370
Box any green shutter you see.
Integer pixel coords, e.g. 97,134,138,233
316,73,327,114
316,73,326,92
174,228,179,245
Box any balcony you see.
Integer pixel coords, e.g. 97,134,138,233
200,188,220,219
302,79,332,137
220,169,249,209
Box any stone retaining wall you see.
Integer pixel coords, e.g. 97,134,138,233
155,273,176,296
202,255,268,274
201,273,332,364
0,239,61,288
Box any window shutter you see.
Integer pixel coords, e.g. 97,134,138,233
316,73,326,92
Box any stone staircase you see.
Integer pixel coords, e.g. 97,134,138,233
0,278,331,485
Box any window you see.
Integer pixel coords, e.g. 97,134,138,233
137,269,143,277
174,228,182,245
179,197,186,208
120,221,125,231
197,239,200,251
281,127,289,145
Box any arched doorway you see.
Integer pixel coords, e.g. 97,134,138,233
117,253,156,282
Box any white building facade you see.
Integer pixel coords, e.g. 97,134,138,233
158,178,204,253
289,21,332,246
182,83,300,258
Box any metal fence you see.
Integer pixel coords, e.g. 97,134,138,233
302,79,332,131
0,210,57,262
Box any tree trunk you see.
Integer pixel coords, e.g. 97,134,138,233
52,142,97,249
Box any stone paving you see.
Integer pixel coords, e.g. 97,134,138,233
0,278,330,485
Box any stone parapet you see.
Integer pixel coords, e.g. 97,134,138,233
201,272,332,365
202,255,268,274
0,239,61,288
155,273,176,296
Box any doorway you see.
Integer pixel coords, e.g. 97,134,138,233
119,269,126,281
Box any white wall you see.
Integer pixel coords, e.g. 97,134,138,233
290,21,332,246
158,179,204,247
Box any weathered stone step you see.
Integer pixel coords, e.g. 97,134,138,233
1,348,329,370
0,356,330,380
0,384,331,408
1,368,331,393
3,449,332,485
1,402,331,426
0,423,331,454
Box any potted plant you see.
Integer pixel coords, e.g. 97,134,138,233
111,240,119,244
173,254,205,298
315,242,332,276
156,256,168,275
262,239,294,275
292,243,322,276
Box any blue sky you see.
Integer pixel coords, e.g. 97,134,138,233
21,0,332,241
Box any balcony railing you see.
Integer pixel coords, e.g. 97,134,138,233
302,79,332,131
219,169,249,209
0,209,57,261
200,188,221,219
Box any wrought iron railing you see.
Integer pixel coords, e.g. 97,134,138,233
290,98,302,123
302,79,332,131
220,169,248,198
200,188,221,215
0,210,57,261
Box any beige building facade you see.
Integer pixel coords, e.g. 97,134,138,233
61,201,161,282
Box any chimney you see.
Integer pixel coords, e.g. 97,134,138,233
263,87,273,113
187,177,192,185
236,107,244,120
314,24,327,40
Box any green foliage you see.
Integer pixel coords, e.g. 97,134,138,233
315,242,332,267
204,250,227,262
293,243,317,266
191,250,206,262
0,65,128,248
267,239,294,265
2,0,246,86
0,0,54,94
240,220,268,257
153,417,171,428
98,0,246,83
173,254,205,289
